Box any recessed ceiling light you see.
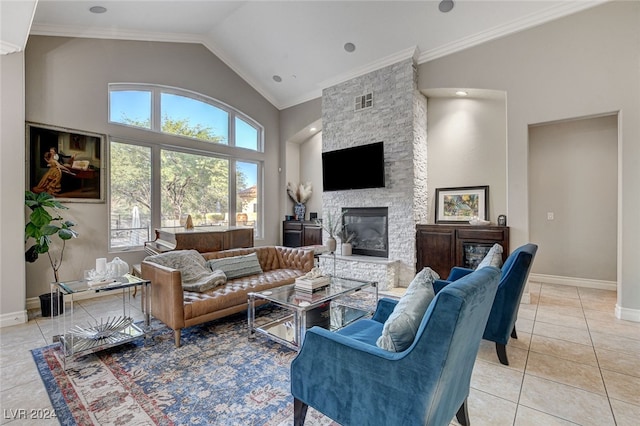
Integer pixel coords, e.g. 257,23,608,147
272,75,282,83
455,90,468,97
344,42,356,53
310,127,317,132
89,6,107,14
439,0,454,13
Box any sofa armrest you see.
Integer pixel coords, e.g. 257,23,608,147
141,260,186,331
276,246,315,272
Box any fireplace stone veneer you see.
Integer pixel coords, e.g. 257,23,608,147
319,254,399,291
321,57,428,288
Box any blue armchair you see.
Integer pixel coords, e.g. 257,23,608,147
434,243,538,365
290,266,501,426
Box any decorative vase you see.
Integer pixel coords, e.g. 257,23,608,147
107,257,130,278
342,243,352,256
294,203,306,221
326,237,337,253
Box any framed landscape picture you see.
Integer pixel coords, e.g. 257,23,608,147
435,185,489,223
26,122,106,203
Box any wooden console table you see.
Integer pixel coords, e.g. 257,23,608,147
416,224,509,278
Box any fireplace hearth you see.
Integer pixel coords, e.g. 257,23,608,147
342,207,389,258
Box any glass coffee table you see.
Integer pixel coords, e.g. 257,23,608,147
248,276,377,350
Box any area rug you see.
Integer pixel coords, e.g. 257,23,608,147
31,306,339,426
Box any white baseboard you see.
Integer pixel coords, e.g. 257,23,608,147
0,310,28,328
616,304,640,322
528,273,617,291
25,291,115,311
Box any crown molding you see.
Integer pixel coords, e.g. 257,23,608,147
0,41,23,55
29,23,202,45
418,0,607,63
317,46,418,92
198,37,281,109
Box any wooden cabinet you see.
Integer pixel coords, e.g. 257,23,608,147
416,224,509,278
283,221,322,247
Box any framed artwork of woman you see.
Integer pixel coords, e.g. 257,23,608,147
27,122,105,202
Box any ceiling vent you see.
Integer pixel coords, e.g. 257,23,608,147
355,93,373,111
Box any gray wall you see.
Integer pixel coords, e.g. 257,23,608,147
280,98,322,229
23,36,281,299
418,1,640,317
529,115,617,282
426,95,507,224
0,51,27,326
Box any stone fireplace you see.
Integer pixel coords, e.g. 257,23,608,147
319,57,428,290
342,207,388,258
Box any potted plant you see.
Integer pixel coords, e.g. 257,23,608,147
315,210,346,253
24,190,78,283
338,228,355,256
286,182,312,220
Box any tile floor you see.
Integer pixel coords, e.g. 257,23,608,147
1,282,638,425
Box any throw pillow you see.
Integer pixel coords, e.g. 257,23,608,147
144,249,227,292
376,267,440,352
206,252,263,280
476,243,504,270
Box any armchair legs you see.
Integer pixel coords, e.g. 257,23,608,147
455,399,470,426
294,398,308,426
496,326,517,365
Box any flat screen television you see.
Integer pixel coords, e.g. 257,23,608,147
322,141,385,191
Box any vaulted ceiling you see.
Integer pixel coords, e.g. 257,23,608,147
2,0,605,109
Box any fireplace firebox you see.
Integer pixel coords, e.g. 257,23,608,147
342,207,388,258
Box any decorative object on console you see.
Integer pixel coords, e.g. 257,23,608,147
435,185,489,223
294,203,306,221
287,181,312,220
498,214,507,226
469,216,490,226
295,267,330,293
24,190,79,282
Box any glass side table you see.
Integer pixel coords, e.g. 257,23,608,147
52,273,151,368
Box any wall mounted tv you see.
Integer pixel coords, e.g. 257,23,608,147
322,141,385,191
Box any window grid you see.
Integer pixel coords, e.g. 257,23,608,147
108,84,263,251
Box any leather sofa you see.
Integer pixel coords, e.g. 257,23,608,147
141,246,314,347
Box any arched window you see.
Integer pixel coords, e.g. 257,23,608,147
108,84,263,251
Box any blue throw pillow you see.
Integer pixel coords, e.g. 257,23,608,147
376,267,439,352
206,252,263,280
476,243,503,269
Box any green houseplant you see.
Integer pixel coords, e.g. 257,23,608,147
24,190,78,282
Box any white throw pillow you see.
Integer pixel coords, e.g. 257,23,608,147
476,243,504,270
376,267,440,352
